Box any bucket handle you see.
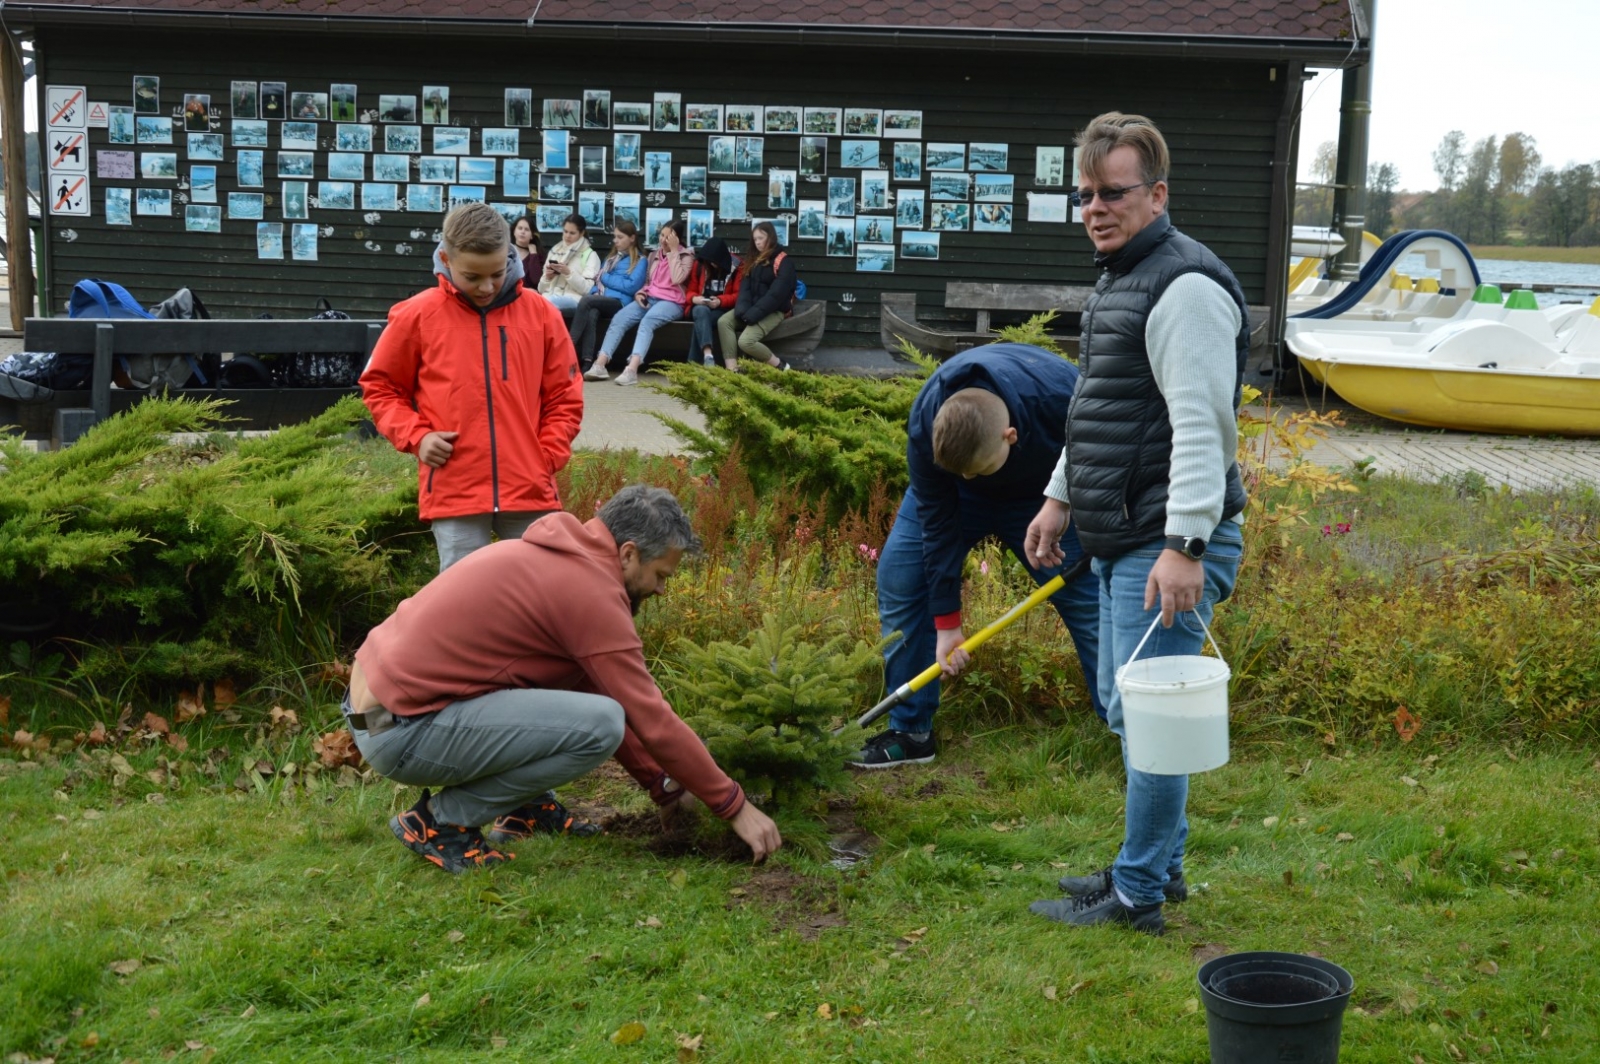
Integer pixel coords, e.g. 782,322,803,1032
1126,610,1228,671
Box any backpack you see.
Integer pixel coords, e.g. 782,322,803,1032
771,252,807,309
252,299,365,388
68,278,205,392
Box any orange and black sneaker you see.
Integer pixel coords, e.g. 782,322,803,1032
390,788,513,874
486,791,602,843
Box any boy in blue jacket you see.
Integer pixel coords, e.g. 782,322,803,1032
850,342,1103,768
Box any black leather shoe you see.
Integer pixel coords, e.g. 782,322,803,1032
1057,865,1187,902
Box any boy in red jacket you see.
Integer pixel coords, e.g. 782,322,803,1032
360,202,584,572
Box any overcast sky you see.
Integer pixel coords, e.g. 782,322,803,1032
1296,0,1598,190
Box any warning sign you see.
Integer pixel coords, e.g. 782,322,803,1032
48,131,88,173
46,85,88,130
49,172,91,216
86,101,110,128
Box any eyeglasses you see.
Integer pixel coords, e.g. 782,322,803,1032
1069,181,1156,208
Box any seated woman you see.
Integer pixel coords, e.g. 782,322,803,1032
568,220,648,371
583,220,695,386
513,215,546,289
716,221,798,373
536,213,600,310
684,237,742,368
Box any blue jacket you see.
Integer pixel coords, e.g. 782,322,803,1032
906,342,1081,619
595,253,649,300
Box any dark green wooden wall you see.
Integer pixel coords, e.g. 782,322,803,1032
37,26,1288,346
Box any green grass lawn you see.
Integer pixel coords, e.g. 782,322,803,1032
4,715,1595,1062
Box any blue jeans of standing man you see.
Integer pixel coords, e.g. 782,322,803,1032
600,296,682,361
1100,520,1243,908
877,489,1103,734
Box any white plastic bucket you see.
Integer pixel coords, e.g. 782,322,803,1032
1117,613,1231,776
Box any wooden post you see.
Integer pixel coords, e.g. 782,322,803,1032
92,322,113,422
0,33,35,331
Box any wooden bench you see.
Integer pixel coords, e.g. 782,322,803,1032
4,317,384,444
568,299,827,367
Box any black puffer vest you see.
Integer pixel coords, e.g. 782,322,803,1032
1065,213,1249,559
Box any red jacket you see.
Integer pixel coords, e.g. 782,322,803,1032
682,258,743,318
361,270,584,520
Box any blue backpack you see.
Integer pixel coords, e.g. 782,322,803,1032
68,279,209,388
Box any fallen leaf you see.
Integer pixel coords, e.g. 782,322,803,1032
901,926,928,942
213,678,238,710
85,721,109,746
1336,832,1355,842
1011,863,1024,871
313,729,364,769
0,694,8,727
415,992,432,1007
167,733,190,753
319,659,353,685
676,1032,704,1052
142,711,171,735
82,1031,100,1047
1393,705,1421,742
12,728,34,747
1401,776,1419,787
1262,816,1279,828
268,706,301,734
922,843,937,854
1183,997,1199,1014
446,930,466,944
667,868,688,890
610,1021,647,1045
816,1003,833,1020
478,890,505,906
728,887,747,898
240,1005,256,1019
175,689,206,723
109,958,142,976
1042,985,1058,1001
637,915,663,929
1475,960,1499,976
990,821,1012,832
491,1035,508,1049
186,1039,207,1050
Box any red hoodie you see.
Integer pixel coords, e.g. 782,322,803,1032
354,512,746,819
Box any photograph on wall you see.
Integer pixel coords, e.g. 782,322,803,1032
579,146,606,186
503,158,531,198
237,149,265,188
458,157,496,185
109,106,135,144
884,109,923,139
577,189,606,229
827,176,856,217
581,89,610,129
373,153,409,182
542,129,569,170
643,151,672,191
973,203,1013,232
680,165,708,205
133,75,160,115
448,185,486,207
930,172,970,201
282,122,319,151
718,180,746,221
535,204,569,233
796,200,824,240
378,94,417,123
292,222,318,261
612,192,641,228
929,201,970,231
652,93,681,133
766,169,796,210
330,84,357,122
140,152,178,180
537,171,573,201
489,203,525,227
685,104,722,133
841,140,880,168
188,133,224,161
482,128,519,156
707,135,736,176
433,126,471,155
644,207,673,240
842,108,881,137
901,230,939,260
725,105,762,133
856,241,894,273
318,181,356,210
750,218,789,245
804,107,841,136
1035,146,1065,186
825,217,854,257
926,142,965,171
328,153,365,181
135,116,172,145
422,86,449,125
407,183,444,213
799,136,827,177
613,133,641,174
336,124,374,153
190,165,217,203
385,124,421,153
542,98,579,128
974,173,1014,202
896,188,934,227
230,81,257,119
228,191,265,220
362,182,399,211
892,141,921,182
257,222,283,259
183,94,211,132
419,156,457,183
613,101,650,131
684,209,712,247
97,149,135,180
969,142,1008,172
185,204,222,233
106,187,133,225
854,215,889,244
136,188,172,216
260,82,287,120
290,92,328,121
764,107,800,134
233,120,268,147
860,170,888,211
734,137,763,176
282,180,308,219
1028,192,1069,224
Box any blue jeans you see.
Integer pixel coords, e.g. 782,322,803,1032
689,303,722,359
600,296,682,361
1101,520,1243,907
877,489,1103,734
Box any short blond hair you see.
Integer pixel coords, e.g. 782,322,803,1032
932,389,1009,473
442,202,510,255
1075,111,1170,187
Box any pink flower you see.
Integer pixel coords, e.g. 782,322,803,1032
979,560,989,576
857,543,879,563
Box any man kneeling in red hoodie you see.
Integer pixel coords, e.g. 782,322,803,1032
346,484,782,873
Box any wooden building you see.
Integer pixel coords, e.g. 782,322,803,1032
8,0,1365,350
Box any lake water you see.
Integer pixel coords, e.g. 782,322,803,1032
1397,253,1600,309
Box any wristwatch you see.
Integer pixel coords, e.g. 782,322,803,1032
1165,535,1207,560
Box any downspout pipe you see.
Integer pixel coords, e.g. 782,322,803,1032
1330,0,1374,281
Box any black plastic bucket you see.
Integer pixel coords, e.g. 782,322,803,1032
1198,951,1353,1064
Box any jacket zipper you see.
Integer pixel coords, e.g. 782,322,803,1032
478,311,501,512
499,325,509,380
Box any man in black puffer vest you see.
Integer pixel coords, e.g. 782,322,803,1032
1023,112,1249,935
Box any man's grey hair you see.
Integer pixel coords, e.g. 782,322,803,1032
598,484,702,561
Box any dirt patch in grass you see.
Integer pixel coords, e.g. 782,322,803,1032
600,809,754,862
730,866,847,941
1190,942,1231,966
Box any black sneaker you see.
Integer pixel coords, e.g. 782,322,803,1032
390,788,514,874
486,791,601,843
1058,866,1188,903
1029,886,1165,935
847,729,936,769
